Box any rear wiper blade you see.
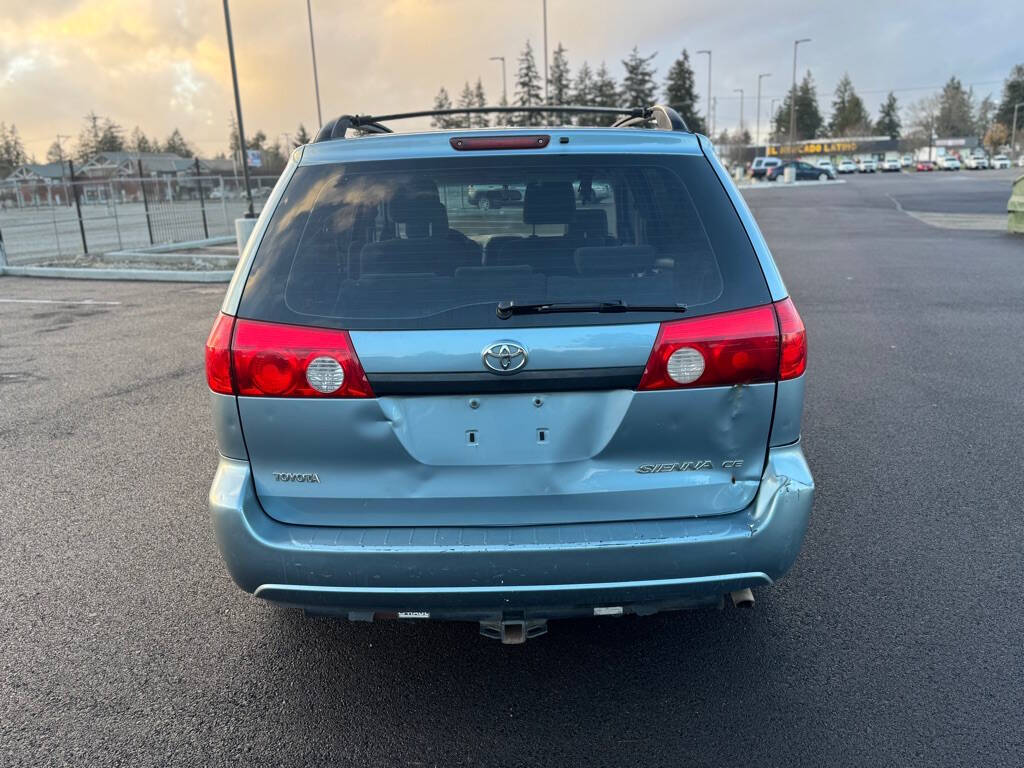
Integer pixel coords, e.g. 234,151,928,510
496,299,686,320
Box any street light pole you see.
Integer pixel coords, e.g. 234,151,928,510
306,0,323,128
697,50,711,135
756,73,771,148
788,38,811,151
1012,102,1024,160
734,88,745,138
490,56,507,104
769,98,779,144
222,0,254,218
542,0,549,103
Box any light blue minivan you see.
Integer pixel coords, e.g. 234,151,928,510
205,105,813,642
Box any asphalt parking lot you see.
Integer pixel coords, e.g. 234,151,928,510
1,170,1022,766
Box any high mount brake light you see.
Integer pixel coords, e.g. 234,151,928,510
638,299,806,391
450,135,550,151
203,314,373,398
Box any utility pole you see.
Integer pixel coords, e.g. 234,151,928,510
734,88,745,138
306,0,323,127
789,38,811,150
756,73,771,148
1012,102,1024,160
769,98,779,145
542,0,549,103
697,50,712,135
490,56,507,104
222,0,254,218
55,134,71,204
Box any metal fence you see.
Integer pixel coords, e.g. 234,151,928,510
0,171,279,265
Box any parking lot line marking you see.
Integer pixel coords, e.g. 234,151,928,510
0,298,122,306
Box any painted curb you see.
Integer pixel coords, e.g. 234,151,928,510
1,265,234,282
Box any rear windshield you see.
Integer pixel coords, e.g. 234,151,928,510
238,153,769,329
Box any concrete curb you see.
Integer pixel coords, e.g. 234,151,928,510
738,179,847,191
104,235,236,257
1,265,234,282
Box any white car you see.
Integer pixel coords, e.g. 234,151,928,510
939,156,961,171
816,159,834,172
837,159,857,174
900,154,914,168
881,158,901,172
991,155,1011,169
857,158,877,173
962,154,989,170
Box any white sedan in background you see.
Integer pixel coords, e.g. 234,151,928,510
939,155,962,170
836,159,857,174
991,155,1011,169
881,158,901,172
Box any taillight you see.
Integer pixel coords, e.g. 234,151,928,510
205,315,373,398
638,305,780,390
231,318,373,398
637,299,807,390
774,297,807,380
205,313,235,394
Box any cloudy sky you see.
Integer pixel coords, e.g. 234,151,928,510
2,0,1020,160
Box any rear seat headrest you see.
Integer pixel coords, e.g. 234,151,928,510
523,182,576,225
390,189,448,236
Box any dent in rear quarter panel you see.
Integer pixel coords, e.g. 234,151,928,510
210,392,247,460
770,375,806,446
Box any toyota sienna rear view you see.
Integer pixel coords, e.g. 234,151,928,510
204,105,813,643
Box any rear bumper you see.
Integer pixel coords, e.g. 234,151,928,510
209,444,813,620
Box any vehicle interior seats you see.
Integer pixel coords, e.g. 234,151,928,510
490,182,578,272
360,182,481,275
568,208,610,245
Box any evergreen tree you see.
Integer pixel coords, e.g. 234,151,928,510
995,64,1024,128
974,95,996,138
45,140,65,164
163,128,192,157
76,112,104,162
514,40,544,125
456,81,475,128
294,124,312,146
430,87,457,129
772,71,823,141
0,123,28,176
548,43,572,107
96,119,124,153
663,49,705,133
874,91,902,139
572,61,597,125
935,76,974,137
128,126,160,153
592,62,620,126
828,73,870,137
620,46,657,108
471,78,489,128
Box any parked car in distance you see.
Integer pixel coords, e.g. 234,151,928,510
750,156,782,179
939,155,962,171
204,106,813,642
836,158,857,174
963,154,989,170
766,160,835,181
916,160,936,172
467,184,524,210
816,159,834,172
857,158,877,173
881,158,901,172
991,154,1011,169
900,154,914,168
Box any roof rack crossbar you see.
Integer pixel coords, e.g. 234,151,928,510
314,104,688,141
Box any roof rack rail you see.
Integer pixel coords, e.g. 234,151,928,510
313,104,689,142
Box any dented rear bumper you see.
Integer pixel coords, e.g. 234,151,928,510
208,443,813,620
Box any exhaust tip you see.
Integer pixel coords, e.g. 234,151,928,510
730,588,756,609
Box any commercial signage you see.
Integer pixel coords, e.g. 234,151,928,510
768,140,861,157
246,149,262,168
